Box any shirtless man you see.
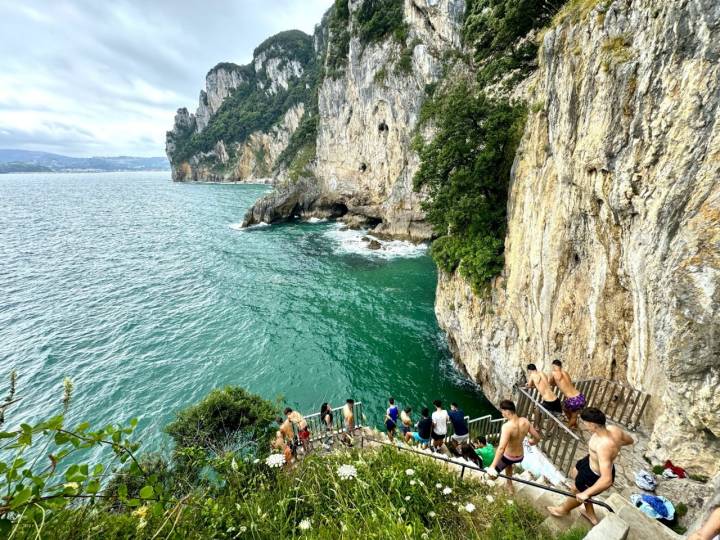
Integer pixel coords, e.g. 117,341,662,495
341,399,355,446
284,407,310,453
525,363,561,429
548,407,634,525
487,399,541,492
273,416,295,463
549,359,586,428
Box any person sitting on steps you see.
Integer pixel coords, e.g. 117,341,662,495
406,407,432,448
549,359,586,429
547,407,634,526
488,399,541,493
473,436,495,468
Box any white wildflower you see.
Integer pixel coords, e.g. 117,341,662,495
298,518,312,531
405,468,415,476
405,496,411,501
506,500,514,506
337,464,358,480
410,480,416,486
231,458,239,471
436,483,443,489
464,502,476,513
266,453,286,468
486,495,495,503
240,525,247,533
399,507,406,514
428,511,436,518
422,533,429,540
253,458,260,464
442,487,452,495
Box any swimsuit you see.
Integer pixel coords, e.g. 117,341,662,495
575,455,615,492
542,398,563,414
386,406,399,431
494,453,524,473
563,393,586,412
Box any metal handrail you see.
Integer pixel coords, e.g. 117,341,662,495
294,402,365,444
575,378,649,431
445,414,505,444
362,434,614,513
516,387,581,441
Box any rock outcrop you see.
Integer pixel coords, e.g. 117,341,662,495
435,0,720,475
166,31,315,183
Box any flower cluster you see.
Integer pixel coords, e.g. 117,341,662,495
337,464,357,480
298,518,312,531
405,468,415,476
266,453,286,468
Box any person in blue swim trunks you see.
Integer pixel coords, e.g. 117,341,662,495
406,407,432,448
384,397,399,442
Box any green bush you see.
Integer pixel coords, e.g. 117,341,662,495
355,0,408,47
165,386,277,461
325,0,351,78
414,81,527,291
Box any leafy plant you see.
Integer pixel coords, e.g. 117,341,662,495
414,81,527,291
355,0,408,47
325,0,351,78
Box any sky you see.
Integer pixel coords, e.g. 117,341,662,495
0,0,332,157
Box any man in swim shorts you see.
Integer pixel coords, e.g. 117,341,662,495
341,399,355,446
549,359,586,428
285,407,311,453
525,363,562,429
488,399,541,492
448,402,470,444
400,407,413,436
406,407,432,448
384,397,399,442
547,407,634,525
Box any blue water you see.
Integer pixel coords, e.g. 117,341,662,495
0,171,494,451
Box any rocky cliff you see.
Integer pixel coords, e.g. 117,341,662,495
166,30,316,182
435,0,720,474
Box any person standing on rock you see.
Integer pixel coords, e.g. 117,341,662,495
549,359,586,429
525,363,562,428
384,397,399,442
431,400,450,451
487,399,541,492
547,407,634,526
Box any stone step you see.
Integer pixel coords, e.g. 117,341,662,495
583,513,629,540
606,494,682,540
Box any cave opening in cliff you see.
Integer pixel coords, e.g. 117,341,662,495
378,121,388,133
330,203,348,218
359,162,367,173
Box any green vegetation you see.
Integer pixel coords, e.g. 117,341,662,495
414,81,527,291
325,0,351,78
600,34,634,71
355,0,408,47
553,0,610,26
170,31,316,167
3,370,565,539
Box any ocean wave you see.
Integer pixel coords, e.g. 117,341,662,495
324,223,428,259
306,217,327,223
228,222,269,231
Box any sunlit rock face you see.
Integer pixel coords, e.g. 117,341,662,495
435,0,720,475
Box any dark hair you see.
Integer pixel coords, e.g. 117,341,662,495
552,359,562,367
580,407,606,426
320,403,329,416
499,400,516,413
433,399,442,408
527,363,537,371
284,407,293,415
404,407,412,413
276,416,284,424
476,436,487,445
450,402,459,408
346,399,354,405
460,443,482,466
389,397,395,404
421,407,430,417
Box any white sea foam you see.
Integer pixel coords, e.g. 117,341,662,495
324,223,428,259
306,217,327,223
228,222,269,231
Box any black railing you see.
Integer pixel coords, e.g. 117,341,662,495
362,434,614,513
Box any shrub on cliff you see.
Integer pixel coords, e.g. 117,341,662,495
414,81,526,292
355,0,408,46
165,386,277,474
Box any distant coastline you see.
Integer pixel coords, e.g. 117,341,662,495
0,149,169,174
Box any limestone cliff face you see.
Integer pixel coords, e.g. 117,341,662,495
166,31,314,183
435,0,720,474
312,0,464,240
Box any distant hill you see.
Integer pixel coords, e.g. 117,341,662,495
0,149,170,173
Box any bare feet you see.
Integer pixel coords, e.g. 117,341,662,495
579,509,599,526
547,506,568,518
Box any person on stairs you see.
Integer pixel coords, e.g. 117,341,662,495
548,359,586,429
285,407,311,454
473,436,495,468
341,399,355,447
448,402,470,444
384,397,399,442
547,407,634,526
431,399,450,452
487,399,541,493
525,363,562,429
320,402,334,451
689,507,720,540
400,407,413,438
406,407,432,448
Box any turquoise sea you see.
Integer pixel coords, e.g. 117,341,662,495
0,171,494,450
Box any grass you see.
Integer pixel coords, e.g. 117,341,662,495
15,446,564,539
552,0,611,26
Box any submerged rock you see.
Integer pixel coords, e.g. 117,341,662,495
367,239,382,250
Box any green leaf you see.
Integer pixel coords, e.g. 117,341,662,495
0,518,12,536
151,502,164,516
87,479,100,494
54,432,70,445
126,498,140,507
75,421,90,432
10,487,33,509
92,463,104,476
130,418,138,427
0,431,16,439
118,484,128,499
139,485,154,499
